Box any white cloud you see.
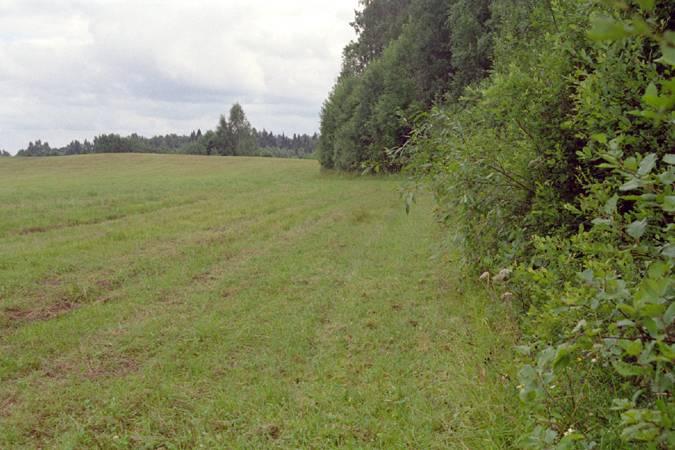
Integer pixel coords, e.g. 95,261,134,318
0,0,357,153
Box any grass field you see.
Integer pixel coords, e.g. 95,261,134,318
0,154,520,449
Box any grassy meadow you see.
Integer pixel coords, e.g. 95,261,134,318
0,155,520,448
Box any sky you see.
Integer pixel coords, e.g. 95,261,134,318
0,0,358,154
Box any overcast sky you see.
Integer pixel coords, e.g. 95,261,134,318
0,0,357,153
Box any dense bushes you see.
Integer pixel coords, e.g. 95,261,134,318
320,0,673,446
405,0,673,447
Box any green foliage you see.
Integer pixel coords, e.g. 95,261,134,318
408,0,673,447
212,103,256,156
318,0,492,172
342,0,412,75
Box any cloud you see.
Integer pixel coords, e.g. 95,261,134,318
0,0,357,153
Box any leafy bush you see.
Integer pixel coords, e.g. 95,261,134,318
408,0,673,447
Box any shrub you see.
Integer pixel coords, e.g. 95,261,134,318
408,0,674,447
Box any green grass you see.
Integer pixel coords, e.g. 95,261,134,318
0,154,520,449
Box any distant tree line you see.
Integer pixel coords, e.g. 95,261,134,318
14,103,318,159
0,150,11,157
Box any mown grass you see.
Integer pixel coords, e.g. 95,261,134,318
0,154,521,448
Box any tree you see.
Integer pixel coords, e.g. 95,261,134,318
342,0,413,75
227,103,256,155
319,0,459,171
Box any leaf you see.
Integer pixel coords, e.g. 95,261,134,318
647,261,668,279
618,303,637,317
613,361,646,377
663,244,675,258
642,84,660,109
658,170,675,185
635,0,655,11
592,218,612,226
589,16,630,41
643,318,662,337
637,153,657,176
658,43,675,67
553,344,575,370
624,157,638,171
665,302,675,325
662,196,675,213
620,340,643,357
658,342,675,361
620,178,641,191
664,154,675,165
626,220,648,239
579,269,595,285
636,276,670,303
518,364,537,384
621,422,660,441
640,304,666,318
604,195,619,215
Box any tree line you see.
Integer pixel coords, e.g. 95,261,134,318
13,103,318,158
320,0,674,447
319,0,491,171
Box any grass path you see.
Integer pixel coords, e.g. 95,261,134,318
0,155,519,448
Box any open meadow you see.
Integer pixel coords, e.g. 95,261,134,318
0,155,519,448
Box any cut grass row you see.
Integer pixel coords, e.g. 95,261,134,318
0,155,521,448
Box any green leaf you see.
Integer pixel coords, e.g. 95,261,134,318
658,170,675,185
647,262,668,279
626,220,648,239
643,318,662,337
589,16,631,41
620,340,643,357
604,195,619,215
635,0,655,11
665,302,675,325
620,178,641,191
515,345,532,355
639,304,666,318
592,218,612,226
579,269,595,285
553,344,575,370
636,276,670,303
658,342,675,360
625,157,638,171
618,303,637,317
621,422,660,441
658,43,675,67
613,361,646,377
664,154,675,165
637,153,657,176
663,244,675,258
662,196,675,213
642,84,660,108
